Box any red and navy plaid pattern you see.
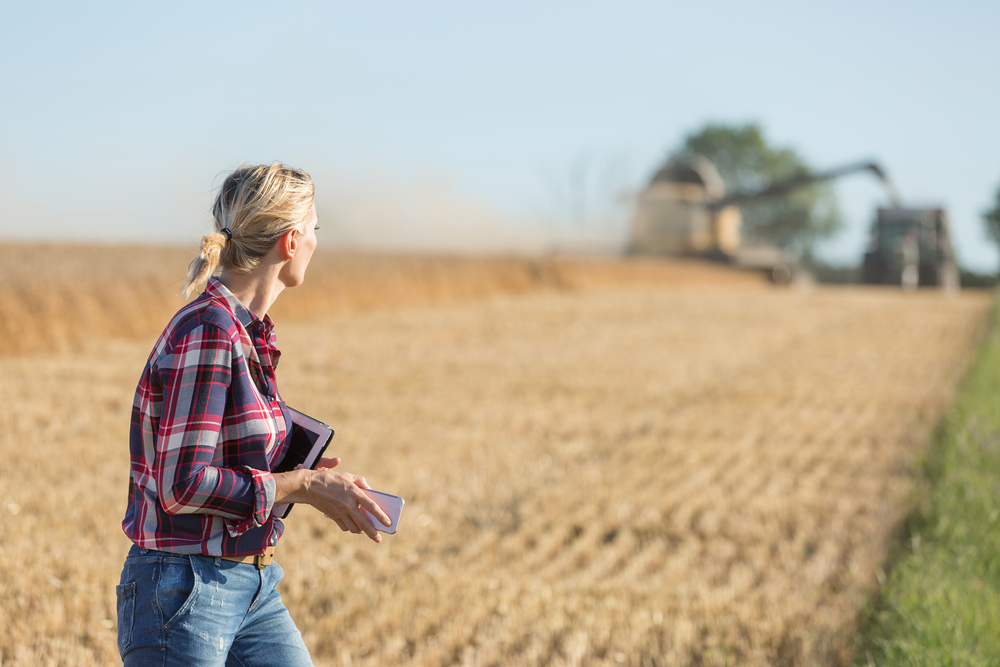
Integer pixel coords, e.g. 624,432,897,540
122,278,291,557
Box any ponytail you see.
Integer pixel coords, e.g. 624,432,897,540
182,230,229,300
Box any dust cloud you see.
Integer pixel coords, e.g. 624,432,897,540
0,159,626,254
313,169,625,255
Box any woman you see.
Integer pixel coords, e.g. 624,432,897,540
117,163,390,666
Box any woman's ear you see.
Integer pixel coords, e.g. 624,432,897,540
280,228,299,260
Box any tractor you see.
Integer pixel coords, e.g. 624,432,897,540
861,207,959,290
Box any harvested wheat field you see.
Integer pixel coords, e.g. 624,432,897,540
0,244,992,666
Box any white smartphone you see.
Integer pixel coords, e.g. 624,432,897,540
361,489,405,534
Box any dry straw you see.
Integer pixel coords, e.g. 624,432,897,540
0,244,987,666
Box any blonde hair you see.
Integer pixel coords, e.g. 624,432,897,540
183,163,315,299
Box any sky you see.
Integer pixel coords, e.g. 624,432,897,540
2,1,999,270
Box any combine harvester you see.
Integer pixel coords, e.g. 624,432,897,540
628,156,959,289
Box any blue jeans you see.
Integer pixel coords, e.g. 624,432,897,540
116,545,313,666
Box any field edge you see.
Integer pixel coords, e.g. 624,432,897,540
851,292,1000,665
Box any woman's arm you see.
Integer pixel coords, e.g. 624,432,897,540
273,457,391,543
153,322,274,531
153,321,390,541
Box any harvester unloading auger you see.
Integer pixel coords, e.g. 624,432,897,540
628,156,958,288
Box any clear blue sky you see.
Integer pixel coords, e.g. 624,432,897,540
2,1,999,269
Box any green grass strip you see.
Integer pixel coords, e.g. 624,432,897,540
857,300,1000,666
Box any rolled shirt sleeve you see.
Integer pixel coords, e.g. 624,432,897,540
224,466,277,536
155,322,276,532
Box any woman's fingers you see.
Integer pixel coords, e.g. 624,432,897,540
344,493,385,540
353,487,392,528
348,475,391,527
345,509,380,541
310,469,385,542
356,512,382,542
325,508,365,534
315,457,341,470
325,513,349,532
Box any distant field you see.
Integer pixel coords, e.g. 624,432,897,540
0,244,990,666
0,243,758,356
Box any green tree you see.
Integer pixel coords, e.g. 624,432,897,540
672,122,841,254
983,179,1000,274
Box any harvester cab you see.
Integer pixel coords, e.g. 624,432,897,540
628,155,742,260
861,207,959,290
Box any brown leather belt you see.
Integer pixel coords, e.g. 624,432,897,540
220,546,276,570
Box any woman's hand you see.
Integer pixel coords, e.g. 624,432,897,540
310,466,392,542
273,459,391,543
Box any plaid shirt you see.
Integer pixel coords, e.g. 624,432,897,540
122,278,291,556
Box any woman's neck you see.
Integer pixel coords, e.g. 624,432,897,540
218,264,286,321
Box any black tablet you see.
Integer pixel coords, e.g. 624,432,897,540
272,406,334,518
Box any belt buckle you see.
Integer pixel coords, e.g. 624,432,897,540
254,551,273,570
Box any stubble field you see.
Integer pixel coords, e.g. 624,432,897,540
0,245,991,666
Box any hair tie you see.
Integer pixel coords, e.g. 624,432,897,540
220,227,232,242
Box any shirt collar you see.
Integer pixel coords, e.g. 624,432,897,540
204,277,275,335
